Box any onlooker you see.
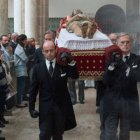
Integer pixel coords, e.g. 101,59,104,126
14,34,28,108
25,38,36,78
0,35,12,68
0,49,9,129
23,38,36,101
34,30,56,64
9,32,19,54
108,33,118,45
7,33,11,42
29,41,79,140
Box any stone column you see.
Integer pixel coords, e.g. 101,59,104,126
14,0,25,34
126,0,140,32
37,0,49,45
0,0,8,34
25,0,37,39
126,0,139,17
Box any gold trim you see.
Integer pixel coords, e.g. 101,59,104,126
71,50,105,57
79,70,104,76
79,76,103,81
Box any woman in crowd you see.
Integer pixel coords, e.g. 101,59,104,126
14,34,28,108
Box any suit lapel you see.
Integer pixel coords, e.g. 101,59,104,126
42,61,53,83
52,63,60,80
127,53,136,66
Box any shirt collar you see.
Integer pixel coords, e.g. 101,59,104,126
45,58,56,69
123,53,130,59
123,53,130,61
1,44,5,50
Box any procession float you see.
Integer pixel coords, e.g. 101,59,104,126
56,9,112,80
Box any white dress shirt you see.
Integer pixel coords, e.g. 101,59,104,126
45,58,56,71
122,53,130,62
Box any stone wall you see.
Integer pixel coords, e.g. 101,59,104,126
8,17,61,33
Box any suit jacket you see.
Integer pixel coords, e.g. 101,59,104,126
103,53,140,131
29,60,79,131
9,41,17,54
34,47,44,64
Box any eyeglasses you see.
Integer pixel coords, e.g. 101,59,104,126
119,41,130,45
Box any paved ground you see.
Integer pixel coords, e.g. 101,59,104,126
1,87,140,140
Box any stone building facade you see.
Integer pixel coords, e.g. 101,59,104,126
0,0,140,44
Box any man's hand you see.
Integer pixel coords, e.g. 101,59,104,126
108,62,117,71
117,59,128,70
30,110,39,118
60,52,73,63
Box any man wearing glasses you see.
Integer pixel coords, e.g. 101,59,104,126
101,32,140,140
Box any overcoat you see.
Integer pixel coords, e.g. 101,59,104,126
102,53,140,131
29,60,79,130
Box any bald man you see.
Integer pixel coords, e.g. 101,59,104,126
29,41,79,140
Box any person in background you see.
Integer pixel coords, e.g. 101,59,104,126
0,49,9,139
23,38,36,101
9,32,19,54
29,41,79,140
14,34,28,108
0,35,14,117
95,32,118,113
25,38,36,79
108,33,118,45
0,35,12,68
7,33,11,42
34,30,56,64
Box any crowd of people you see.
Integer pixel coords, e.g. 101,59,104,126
0,26,140,140
0,32,37,139
0,30,82,140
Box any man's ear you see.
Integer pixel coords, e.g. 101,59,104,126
42,50,45,56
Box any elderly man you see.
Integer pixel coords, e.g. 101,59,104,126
101,32,140,140
29,41,79,140
9,32,19,54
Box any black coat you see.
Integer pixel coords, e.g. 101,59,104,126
34,47,44,64
9,41,17,54
29,60,79,131
0,61,8,117
24,45,36,70
102,53,140,131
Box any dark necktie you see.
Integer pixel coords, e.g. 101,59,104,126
125,56,129,64
49,61,53,76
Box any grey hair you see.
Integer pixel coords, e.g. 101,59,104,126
108,32,118,36
71,9,83,16
11,32,18,36
116,32,133,43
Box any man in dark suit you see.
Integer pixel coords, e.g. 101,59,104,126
8,32,18,54
29,41,79,140
34,30,56,64
100,32,140,140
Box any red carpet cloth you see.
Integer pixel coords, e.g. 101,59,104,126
71,49,105,80
56,28,112,80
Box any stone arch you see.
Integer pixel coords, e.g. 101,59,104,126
95,4,126,34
